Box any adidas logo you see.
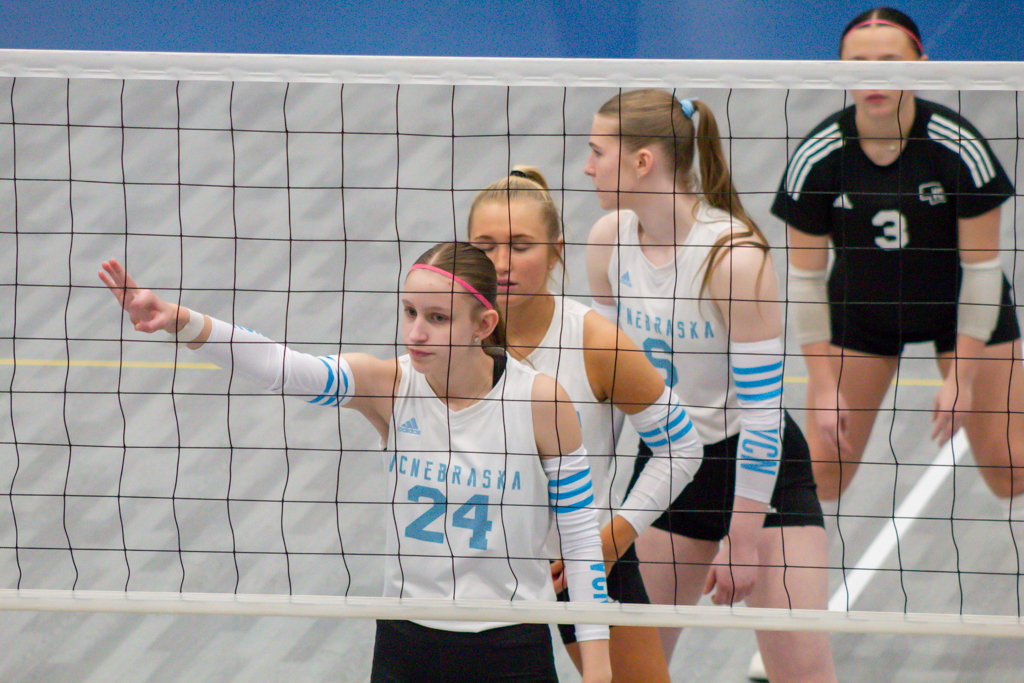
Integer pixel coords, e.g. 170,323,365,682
398,418,421,435
619,271,632,288
833,193,853,209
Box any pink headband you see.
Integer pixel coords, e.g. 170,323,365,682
409,264,495,311
848,19,924,54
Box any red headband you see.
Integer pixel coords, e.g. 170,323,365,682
848,19,924,54
409,264,495,311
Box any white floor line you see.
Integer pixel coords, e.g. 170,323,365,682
828,429,971,612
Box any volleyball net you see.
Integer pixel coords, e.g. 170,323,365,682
1,50,1023,638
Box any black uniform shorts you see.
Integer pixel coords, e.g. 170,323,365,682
371,619,558,683
831,276,1021,357
628,412,824,541
556,543,650,645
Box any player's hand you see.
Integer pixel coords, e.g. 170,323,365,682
98,259,179,334
931,374,970,443
812,382,851,457
703,537,759,606
550,560,566,594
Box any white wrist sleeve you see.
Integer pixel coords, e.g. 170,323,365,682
590,299,618,324
788,265,831,346
730,338,785,504
162,307,205,344
958,258,1002,341
195,317,354,406
543,449,609,643
621,386,703,534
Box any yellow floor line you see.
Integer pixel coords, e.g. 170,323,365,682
0,358,219,370
0,358,945,386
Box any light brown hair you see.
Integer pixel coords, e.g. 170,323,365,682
413,242,506,356
597,89,769,296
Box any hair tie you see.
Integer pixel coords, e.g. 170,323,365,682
509,169,529,179
409,264,495,311
680,98,696,119
848,19,923,54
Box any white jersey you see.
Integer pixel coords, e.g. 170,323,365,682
607,206,740,444
386,354,556,632
526,296,625,525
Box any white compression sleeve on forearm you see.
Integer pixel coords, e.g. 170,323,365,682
195,316,354,406
621,386,703,533
787,265,831,346
590,299,618,324
730,338,785,504
543,449,609,643
958,258,1002,341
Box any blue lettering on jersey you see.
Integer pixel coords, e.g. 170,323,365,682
619,306,714,341
390,456,519,490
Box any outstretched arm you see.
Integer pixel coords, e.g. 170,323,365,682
98,258,397,425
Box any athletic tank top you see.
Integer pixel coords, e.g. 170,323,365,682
526,296,626,525
607,206,740,444
385,354,555,631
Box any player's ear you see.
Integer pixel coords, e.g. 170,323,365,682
635,148,654,179
476,308,499,341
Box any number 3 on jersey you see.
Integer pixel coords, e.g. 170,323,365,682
873,209,909,250
644,338,679,388
404,485,493,550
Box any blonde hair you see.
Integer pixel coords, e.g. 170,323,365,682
467,166,564,269
597,89,769,296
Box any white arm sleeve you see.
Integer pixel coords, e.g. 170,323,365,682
194,316,354,406
787,265,831,346
620,386,703,534
958,258,1003,341
542,449,610,643
730,338,785,504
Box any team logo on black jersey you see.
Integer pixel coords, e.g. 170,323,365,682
398,418,421,435
918,182,947,205
832,193,853,210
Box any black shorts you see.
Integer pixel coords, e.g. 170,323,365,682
628,412,824,541
371,619,558,683
556,543,650,645
831,276,1021,357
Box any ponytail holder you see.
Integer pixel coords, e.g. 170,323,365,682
680,99,696,118
509,169,529,179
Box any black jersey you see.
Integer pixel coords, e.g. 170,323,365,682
771,98,1014,336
